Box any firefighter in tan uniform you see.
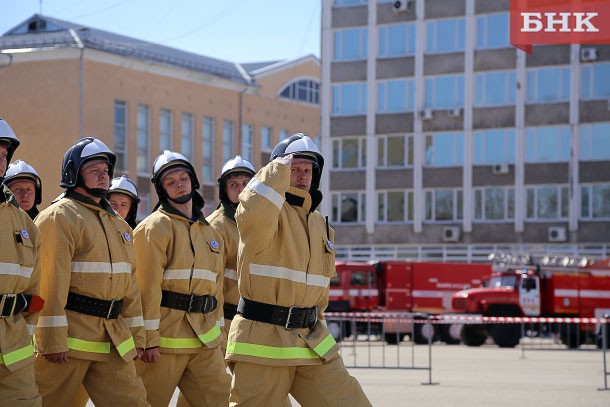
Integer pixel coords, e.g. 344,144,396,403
0,119,44,406
227,133,371,406
209,156,255,344
134,150,230,407
109,175,141,229
34,137,149,407
4,159,43,220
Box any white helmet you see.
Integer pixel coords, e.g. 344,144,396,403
4,160,42,205
218,155,255,202
109,175,140,227
151,150,200,205
271,133,324,190
0,119,20,165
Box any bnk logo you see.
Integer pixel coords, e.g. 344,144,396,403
510,0,610,53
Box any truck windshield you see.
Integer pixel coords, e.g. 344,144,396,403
487,275,518,289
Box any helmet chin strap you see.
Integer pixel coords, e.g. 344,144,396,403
76,177,108,198
167,192,192,204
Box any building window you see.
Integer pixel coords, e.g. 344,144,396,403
333,27,368,61
580,123,610,160
582,62,610,100
202,117,214,183
279,79,320,104
526,185,569,220
526,126,570,163
331,192,366,224
475,70,516,107
476,13,509,49
474,187,515,221
377,78,415,113
261,126,273,152
425,75,464,109
241,123,253,161
581,184,610,219
378,23,416,58
527,67,570,103
159,109,173,152
136,104,150,174
425,133,464,167
425,188,463,221
136,193,150,222
334,0,367,6
181,113,194,162
377,135,414,168
223,120,234,162
279,129,290,141
332,137,366,169
474,129,516,164
426,18,465,54
114,100,127,173
377,190,414,223
333,82,368,115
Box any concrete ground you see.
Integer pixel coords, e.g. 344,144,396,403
87,340,610,406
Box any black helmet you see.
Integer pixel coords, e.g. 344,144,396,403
151,150,199,202
217,155,255,202
271,133,324,190
109,175,140,227
60,137,115,189
4,160,42,206
0,118,20,166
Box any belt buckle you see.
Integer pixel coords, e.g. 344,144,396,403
0,294,17,318
187,293,196,314
202,296,214,314
106,299,116,319
309,306,319,329
285,306,296,329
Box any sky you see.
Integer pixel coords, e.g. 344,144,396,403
0,0,322,63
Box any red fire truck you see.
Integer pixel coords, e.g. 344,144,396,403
328,261,491,344
451,254,610,348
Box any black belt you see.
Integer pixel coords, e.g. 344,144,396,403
161,290,217,314
0,293,43,317
65,292,123,319
223,303,238,320
237,298,318,329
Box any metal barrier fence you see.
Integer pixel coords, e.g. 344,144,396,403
325,312,610,390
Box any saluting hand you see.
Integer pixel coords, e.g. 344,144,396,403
273,154,293,168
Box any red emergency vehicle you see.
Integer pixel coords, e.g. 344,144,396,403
451,254,610,348
328,261,491,344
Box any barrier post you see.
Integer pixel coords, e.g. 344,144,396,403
599,315,609,391
421,319,439,386
520,322,526,359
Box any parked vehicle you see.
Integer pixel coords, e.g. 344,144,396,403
328,261,491,344
452,254,610,348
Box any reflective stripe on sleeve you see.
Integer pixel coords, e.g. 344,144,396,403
71,262,131,274
246,178,285,210
249,264,330,288
37,316,68,328
160,337,203,349
226,342,319,360
313,333,336,357
224,268,237,280
124,316,144,328
0,343,34,366
116,337,136,357
163,269,216,282
144,319,160,330
198,325,222,345
0,262,33,279
67,337,111,354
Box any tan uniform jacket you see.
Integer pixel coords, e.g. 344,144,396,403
35,191,145,362
133,203,224,353
226,162,339,366
0,185,41,372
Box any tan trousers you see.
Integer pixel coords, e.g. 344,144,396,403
229,355,371,407
35,352,149,407
0,363,42,407
136,348,230,407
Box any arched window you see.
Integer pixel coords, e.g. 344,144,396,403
279,79,320,104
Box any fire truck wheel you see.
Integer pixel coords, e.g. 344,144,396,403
384,332,406,345
439,324,462,345
413,321,437,345
460,324,487,347
490,323,521,348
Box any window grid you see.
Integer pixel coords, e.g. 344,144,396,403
333,27,368,61
474,187,515,222
377,135,414,168
181,113,194,162
425,75,464,109
426,18,465,54
136,104,150,175
474,129,516,164
377,78,415,113
424,188,463,222
113,100,127,173
377,190,414,223
476,13,510,49
223,120,234,163
261,126,273,152
525,126,570,163
526,185,569,220
279,80,320,104
424,133,464,167
202,116,214,183
582,62,610,100
332,137,367,169
580,184,610,219
527,66,571,103
159,109,173,153
580,123,610,160
331,191,366,224
332,82,368,116
475,70,516,107
378,23,416,58
241,123,253,161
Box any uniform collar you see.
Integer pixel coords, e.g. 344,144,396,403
159,201,208,225
285,186,322,213
219,200,237,222
66,190,116,215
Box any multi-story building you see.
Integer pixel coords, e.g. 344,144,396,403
321,0,610,261
0,14,320,217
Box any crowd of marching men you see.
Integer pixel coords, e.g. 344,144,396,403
0,117,371,407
